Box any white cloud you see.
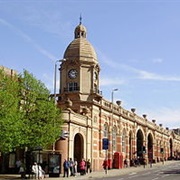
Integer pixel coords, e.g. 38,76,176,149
145,107,180,129
0,18,57,61
152,58,163,63
97,49,119,69
19,6,72,39
120,64,180,81
100,77,125,86
137,70,180,81
97,49,180,82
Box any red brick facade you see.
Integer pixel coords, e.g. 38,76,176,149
55,22,180,171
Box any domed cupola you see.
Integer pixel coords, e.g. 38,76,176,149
63,19,98,62
74,23,87,39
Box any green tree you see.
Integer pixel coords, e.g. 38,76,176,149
19,70,62,150
0,69,23,152
0,69,62,153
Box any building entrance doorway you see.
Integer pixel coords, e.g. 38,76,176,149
73,133,84,163
129,131,133,161
136,130,144,158
169,138,173,159
147,133,153,162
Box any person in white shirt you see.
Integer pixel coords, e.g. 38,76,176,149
32,162,44,180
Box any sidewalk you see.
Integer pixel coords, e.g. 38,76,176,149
0,160,176,180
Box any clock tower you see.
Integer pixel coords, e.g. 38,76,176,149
58,20,102,114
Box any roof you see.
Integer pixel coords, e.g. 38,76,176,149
63,23,98,62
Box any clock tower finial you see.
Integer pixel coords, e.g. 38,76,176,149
79,14,82,25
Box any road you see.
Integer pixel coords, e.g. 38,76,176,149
92,161,180,180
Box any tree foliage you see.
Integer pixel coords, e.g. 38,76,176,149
0,69,62,153
0,69,23,152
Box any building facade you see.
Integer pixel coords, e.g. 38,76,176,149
0,66,17,77
54,21,180,171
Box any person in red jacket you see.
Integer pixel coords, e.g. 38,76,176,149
79,159,86,175
102,158,108,174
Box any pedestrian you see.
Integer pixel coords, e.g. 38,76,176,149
19,162,26,179
69,158,74,176
63,159,70,177
16,159,22,173
143,157,146,168
102,158,108,174
74,158,78,176
32,162,44,180
86,159,91,173
149,158,153,168
124,157,129,168
135,157,140,166
79,159,86,175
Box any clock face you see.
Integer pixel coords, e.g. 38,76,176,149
68,69,77,79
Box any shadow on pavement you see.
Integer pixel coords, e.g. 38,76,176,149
163,169,180,175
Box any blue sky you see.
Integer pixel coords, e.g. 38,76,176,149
0,0,180,129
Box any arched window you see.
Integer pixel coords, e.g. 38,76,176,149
112,126,117,151
122,129,126,153
104,123,108,138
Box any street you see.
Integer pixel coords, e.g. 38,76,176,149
91,161,180,180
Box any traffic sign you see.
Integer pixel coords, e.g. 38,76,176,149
102,138,109,150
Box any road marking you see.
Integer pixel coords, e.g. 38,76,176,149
128,175,138,179
142,172,151,175
162,174,170,178
129,172,137,175
152,178,159,180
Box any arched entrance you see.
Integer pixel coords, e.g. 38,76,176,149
169,138,173,159
129,131,133,161
74,133,84,163
136,129,144,158
147,133,153,162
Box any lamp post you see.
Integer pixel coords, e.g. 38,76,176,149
111,88,118,166
53,59,66,152
54,59,66,104
111,89,118,108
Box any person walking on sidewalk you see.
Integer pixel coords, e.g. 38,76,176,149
103,158,108,174
63,159,70,177
69,158,75,176
86,159,92,173
74,159,78,176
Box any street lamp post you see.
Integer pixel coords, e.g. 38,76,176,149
54,59,66,104
111,88,118,166
111,89,118,108
52,59,66,152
